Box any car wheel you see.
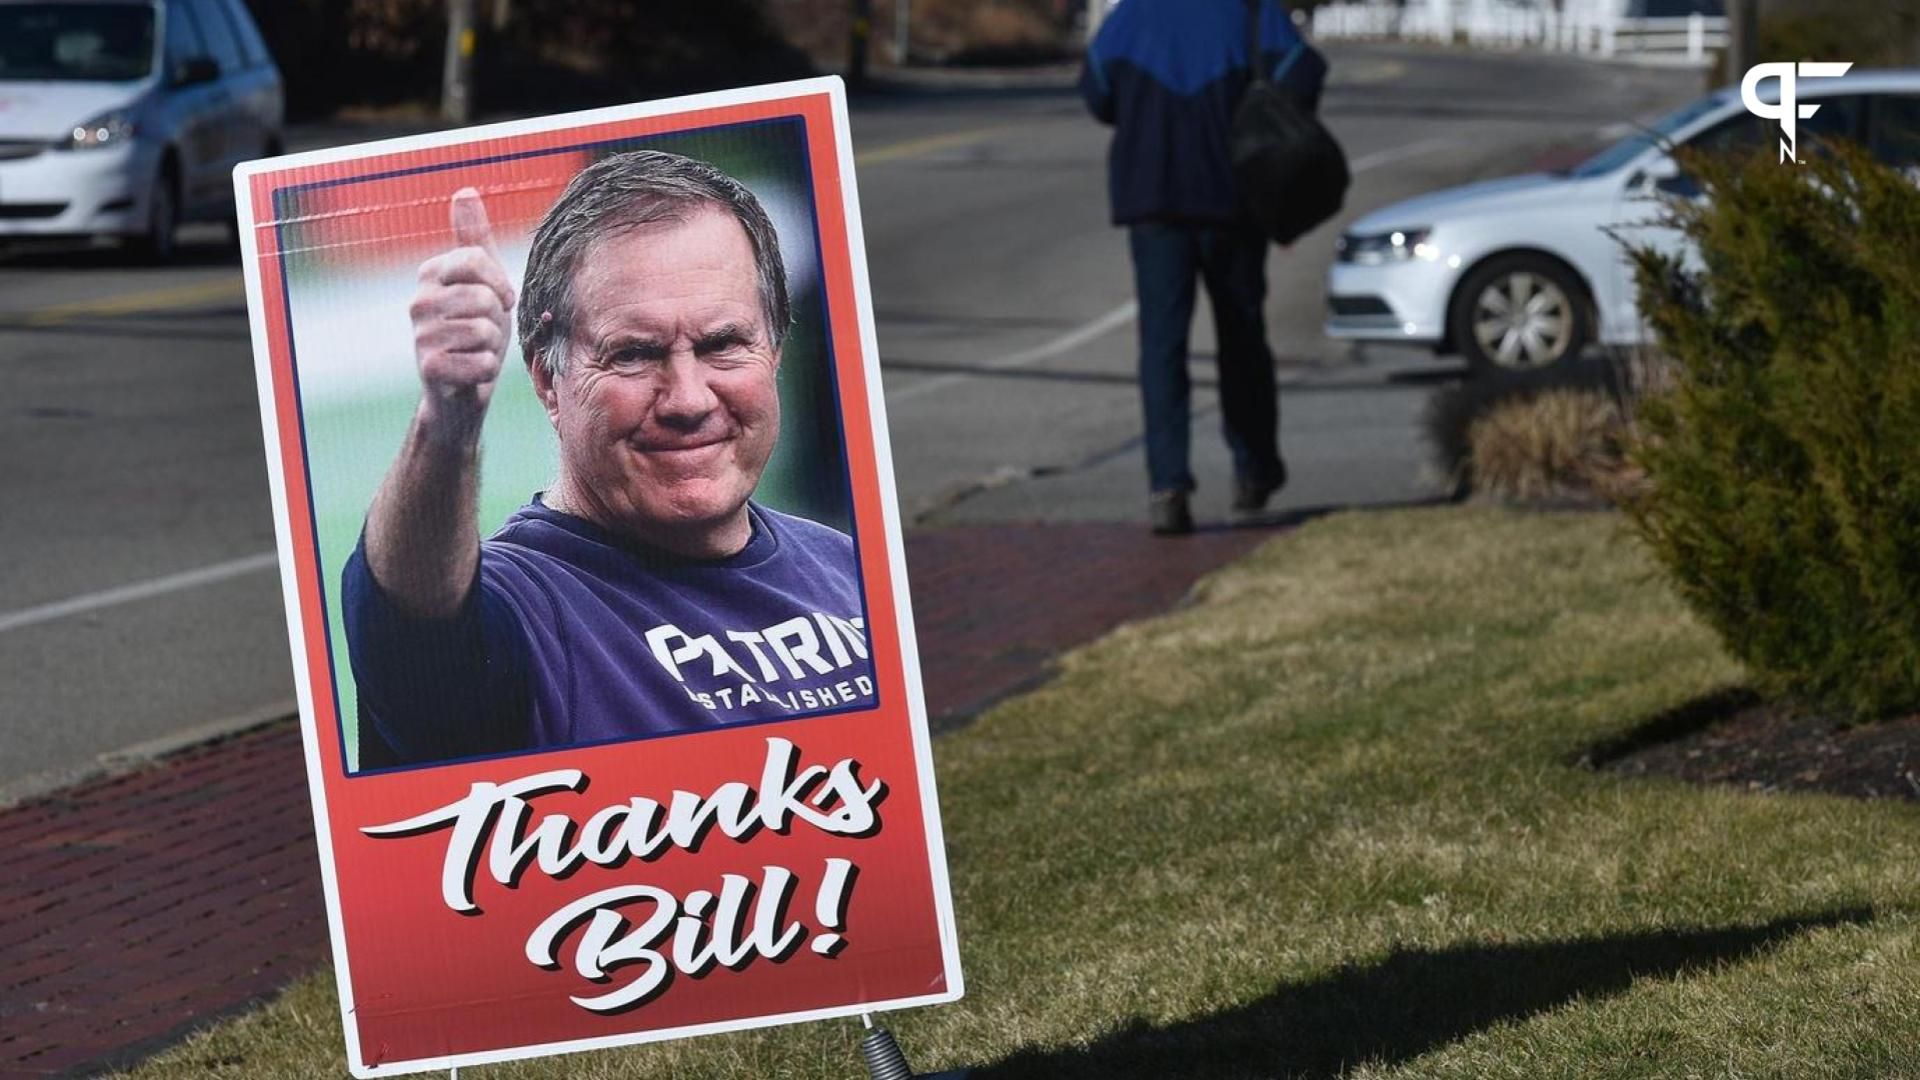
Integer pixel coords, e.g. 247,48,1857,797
137,161,180,264
1450,254,1590,374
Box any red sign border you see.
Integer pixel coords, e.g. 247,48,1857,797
233,77,963,1077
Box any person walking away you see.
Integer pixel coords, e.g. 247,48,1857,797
1080,0,1326,534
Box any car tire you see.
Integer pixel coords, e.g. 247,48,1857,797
136,159,180,264
1449,253,1591,374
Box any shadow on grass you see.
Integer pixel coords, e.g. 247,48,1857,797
972,908,1872,1080
1577,686,1761,770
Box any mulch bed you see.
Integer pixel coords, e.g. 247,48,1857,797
1586,688,1920,802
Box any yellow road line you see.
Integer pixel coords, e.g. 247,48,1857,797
6,128,1008,327
855,125,1011,166
1335,58,1407,86
6,278,244,327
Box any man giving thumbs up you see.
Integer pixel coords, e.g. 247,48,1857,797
343,150,874,769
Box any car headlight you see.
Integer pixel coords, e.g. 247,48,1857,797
67,110,137,150
1337,227,1438,266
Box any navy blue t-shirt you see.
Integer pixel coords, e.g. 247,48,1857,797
342,498,874,766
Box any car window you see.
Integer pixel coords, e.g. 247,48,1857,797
1800,94,1868,146
1566,93,1731,178
1649,95,1867,196
163,0,207,71
0,4,154,82
215,0,269,69
1682,94,1867,158
1870,95,1920,168
1681,110,1765,156
182,0,242,73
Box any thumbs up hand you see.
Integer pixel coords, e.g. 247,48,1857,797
410,187,516,421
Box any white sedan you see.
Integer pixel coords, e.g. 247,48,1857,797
1324,70,1920,372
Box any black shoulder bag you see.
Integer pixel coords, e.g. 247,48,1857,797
1230,1,1349,245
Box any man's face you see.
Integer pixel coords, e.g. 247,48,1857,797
541,205,781,548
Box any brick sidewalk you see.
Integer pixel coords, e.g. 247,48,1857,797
0,522,1269,1078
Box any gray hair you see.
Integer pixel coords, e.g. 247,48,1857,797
517,149,791,377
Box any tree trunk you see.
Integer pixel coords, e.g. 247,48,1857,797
1724,0,1759,84
849,0,873,89
442,0,477,125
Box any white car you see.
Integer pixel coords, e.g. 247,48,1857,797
0,0,283,259
1325,69,1920,372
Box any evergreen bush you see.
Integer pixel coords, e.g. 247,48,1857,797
1628,144,1920,720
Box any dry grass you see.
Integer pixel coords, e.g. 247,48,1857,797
112,508,1920,1079
920,1,1066,63
1429,350,1674,504
764,0,1073,67
1465,389,1627,503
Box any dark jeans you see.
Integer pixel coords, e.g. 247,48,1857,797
1128,221,1283,495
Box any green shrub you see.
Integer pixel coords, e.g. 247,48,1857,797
1628,144,1920,720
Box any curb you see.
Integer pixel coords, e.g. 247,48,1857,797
0,698,297,811
4,521,1275,1076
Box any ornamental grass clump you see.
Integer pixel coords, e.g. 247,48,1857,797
1423,351,1662,504
1627,143,1920,720
1465,387,1625,503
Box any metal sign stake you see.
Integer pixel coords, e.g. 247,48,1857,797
858,1011,915,1080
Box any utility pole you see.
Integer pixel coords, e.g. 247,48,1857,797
442,0,477,125
1724,0,1758,84
849,0,873,89
895,0,911,65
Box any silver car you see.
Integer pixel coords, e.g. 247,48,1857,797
0,0,283,259
1325,70,1920,372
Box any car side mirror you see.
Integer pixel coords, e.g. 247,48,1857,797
1633,156,1701,199
1632,156,1680,190
171,56,219,88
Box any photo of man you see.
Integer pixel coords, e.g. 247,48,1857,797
342,149,875,769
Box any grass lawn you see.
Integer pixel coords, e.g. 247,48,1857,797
118,507,1920,1078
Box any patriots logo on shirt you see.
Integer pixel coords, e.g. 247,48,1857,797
645,613,875,714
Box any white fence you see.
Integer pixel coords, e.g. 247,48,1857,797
1310,2,1730,66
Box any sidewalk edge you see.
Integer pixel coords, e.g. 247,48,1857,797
0,699,298,810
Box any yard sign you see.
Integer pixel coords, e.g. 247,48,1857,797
234,77,961,1077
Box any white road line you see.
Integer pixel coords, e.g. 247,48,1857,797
886,136,1453,402
5,140,1458,629
1348,136,1453,173
890,300,1140,403
0,551,278,635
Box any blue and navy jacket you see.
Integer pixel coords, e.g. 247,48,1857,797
1080,0,1325,225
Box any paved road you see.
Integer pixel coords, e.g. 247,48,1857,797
0,45,1702,793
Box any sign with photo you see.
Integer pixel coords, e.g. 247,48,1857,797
235,77,962,1077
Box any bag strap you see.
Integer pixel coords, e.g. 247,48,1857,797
1272,39,1307,83
1247,1,1309,87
